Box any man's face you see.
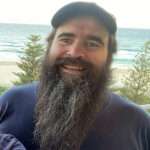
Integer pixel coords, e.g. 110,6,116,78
49,15,109,76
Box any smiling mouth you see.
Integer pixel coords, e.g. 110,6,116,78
60,64,85,75
64,64,84,70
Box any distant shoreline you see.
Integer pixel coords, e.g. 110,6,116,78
0,61,17,65
1,23,150,30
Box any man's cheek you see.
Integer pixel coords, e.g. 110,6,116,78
49,48,64,62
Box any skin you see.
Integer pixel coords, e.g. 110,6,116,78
49,15,109,75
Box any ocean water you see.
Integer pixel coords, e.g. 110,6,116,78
0,23,150,68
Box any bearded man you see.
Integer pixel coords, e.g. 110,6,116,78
0,2,150,150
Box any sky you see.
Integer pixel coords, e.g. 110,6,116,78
0,0,150,29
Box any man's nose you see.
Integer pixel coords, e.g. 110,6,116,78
66,41,85,58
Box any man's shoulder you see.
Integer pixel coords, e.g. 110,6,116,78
109,92,148,110
0,82,38,105
0,82,38,122
107,93,150,121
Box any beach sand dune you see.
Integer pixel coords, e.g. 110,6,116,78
112,68,129,87
0,61,129,87
0,61,22,87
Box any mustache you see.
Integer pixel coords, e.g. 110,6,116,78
51,57,94,69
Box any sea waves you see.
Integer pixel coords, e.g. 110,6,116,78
0,23,150,68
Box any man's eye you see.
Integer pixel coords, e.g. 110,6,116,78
87,42,99,48
60,38,71,43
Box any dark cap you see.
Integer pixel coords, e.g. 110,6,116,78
51,1,117,34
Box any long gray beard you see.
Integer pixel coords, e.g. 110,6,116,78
34,57,111,150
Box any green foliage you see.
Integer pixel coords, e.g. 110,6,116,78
0,86,8,95
111,40,150,105
13,35,44,86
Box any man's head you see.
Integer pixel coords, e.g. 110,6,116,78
34,2,117,150
46,2,117,67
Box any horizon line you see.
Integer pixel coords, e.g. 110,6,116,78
0,22,150,30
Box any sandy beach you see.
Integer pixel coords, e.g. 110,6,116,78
0,61,22,87
111,68,129,87
0,61,129,87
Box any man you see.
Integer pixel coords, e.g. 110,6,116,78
0,2,150,150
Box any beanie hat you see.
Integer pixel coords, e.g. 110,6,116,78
51,1,117,34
